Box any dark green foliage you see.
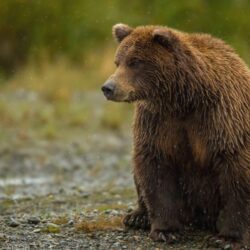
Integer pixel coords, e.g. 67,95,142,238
0,0,249,75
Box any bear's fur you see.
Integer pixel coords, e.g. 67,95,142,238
102,24,250,247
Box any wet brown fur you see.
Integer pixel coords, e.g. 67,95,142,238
103,24,250,246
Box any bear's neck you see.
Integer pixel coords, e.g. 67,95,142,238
136,87,218,119
136,99,189,119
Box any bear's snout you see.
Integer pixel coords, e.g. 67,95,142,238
101,80,116,100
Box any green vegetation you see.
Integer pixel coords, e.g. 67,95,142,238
0,0,250,77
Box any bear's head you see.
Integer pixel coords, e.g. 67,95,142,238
101,23,186,104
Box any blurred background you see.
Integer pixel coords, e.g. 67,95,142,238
0,1,250,248
0,0,250,141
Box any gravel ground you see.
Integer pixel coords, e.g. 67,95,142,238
0,132,214,250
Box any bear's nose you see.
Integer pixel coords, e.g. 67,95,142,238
101,81,116,99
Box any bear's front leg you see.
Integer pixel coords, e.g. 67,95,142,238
212,155,250,249
134,150,183,243
123,175,150,230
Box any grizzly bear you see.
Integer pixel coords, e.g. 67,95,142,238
101,24,250,248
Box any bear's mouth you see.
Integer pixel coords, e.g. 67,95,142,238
103,92,114,101
102,89,136,103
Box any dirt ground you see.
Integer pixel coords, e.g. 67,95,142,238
0,90,238,249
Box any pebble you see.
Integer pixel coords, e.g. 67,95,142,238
113,242,121,248
104,210,111,214
133,236,140,241
110,210,119,216
8,218,19,227
27,216,40,225
81,193,90,198
32,228,41,233
67,220,74,226
127,207,134,213
215,239,223,244
0,233,6,240
224,244,232,250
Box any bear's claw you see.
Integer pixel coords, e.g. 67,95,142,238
149,229,180,244
123,209,150,230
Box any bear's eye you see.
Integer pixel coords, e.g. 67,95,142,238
127,59,143,68
114,61,120,67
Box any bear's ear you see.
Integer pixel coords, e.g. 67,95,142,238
153,29,179,51
112,23,133,43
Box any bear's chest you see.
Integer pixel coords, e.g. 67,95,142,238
155,120,207,167
134,107,207,167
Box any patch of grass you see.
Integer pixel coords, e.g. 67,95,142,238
2,185,16,196
0,94,132,143
104,188,136,200
66,104,90,128
40,123,58,140
74,215,123,233
0,199,16,213
51,215,69,225
95,203,127,212
0,101,17,127
4,46,115,95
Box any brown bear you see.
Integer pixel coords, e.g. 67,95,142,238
101,24,250,248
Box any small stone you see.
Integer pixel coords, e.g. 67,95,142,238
127,207,133,213
8,218,19,227
32,229,41,233
81,193,90,198
215,239,223,246
113,242,120,247
224,244,232,250
104,209,111,214
110,210,119,216
68,220,74,226
27,216,40,225
0,233,6,240
133,236,140,241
